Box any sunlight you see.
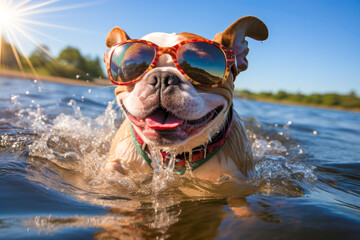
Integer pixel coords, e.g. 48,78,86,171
0,0,94,76
0,0,17,29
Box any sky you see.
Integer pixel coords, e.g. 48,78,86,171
2,0,360,94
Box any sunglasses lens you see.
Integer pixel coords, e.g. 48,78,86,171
177,42,226,86
110,42,155,83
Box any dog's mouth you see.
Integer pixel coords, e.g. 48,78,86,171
120,101,224,143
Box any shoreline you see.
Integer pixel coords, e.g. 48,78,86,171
1,69,358,113
238,97,360,113
0,68,111,87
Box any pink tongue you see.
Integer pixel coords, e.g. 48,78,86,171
145,110,184,130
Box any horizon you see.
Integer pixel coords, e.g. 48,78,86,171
0,0,359,95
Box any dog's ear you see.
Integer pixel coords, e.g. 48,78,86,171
214,16,268,73
106,27,131,48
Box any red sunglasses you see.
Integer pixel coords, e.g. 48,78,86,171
104,39,237,88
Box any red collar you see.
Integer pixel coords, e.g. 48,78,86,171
132,106,233,167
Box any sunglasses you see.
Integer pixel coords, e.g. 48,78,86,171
104,39,237,88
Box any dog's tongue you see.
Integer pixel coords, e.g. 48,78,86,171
145,109,184,130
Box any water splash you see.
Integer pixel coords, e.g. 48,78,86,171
252,139,287,160
1,88,319,207
252,155,317,197
248,122,317,196
149,147,176,195
4,93,121,183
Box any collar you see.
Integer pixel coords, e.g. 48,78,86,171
130,105,233,175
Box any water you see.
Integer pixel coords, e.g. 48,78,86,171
1,77,359,239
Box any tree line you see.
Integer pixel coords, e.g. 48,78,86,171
235,90,360,110
0,36,104,81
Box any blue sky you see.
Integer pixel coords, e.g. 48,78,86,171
5,0,360,94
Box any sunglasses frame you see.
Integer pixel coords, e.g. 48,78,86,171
104,38,237,88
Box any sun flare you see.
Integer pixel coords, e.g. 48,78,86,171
0,0,93,77
0,1,17,29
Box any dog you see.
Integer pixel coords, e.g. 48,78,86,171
104,16,268,182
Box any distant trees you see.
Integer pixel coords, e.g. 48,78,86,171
59,46,86,69
29,45,51,68
235,90,360,110
56,46,104,80
0,37,105,81
274,91,288,100
0,36,21,68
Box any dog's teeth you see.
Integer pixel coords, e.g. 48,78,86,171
185,105,223,127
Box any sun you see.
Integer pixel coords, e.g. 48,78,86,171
0,1,17,30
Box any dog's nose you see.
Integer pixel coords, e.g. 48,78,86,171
147,72,180,88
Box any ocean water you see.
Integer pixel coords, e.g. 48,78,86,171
0,77,359,239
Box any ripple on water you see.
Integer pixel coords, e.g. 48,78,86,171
1,92,318,205
0,79,329,239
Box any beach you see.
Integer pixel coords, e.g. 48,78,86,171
0,68,111,87
1,69,358,113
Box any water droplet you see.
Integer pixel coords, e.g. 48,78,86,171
88,89,92,93
67,100,74,106
25,91,29,95
184,161,195,178
287,121,292,125
203,143,208,159
34,79,38,83
313,130,318,135
167,151,176,171
11,94,19,102
188,151,193,162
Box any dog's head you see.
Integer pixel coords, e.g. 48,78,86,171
106,16,268,152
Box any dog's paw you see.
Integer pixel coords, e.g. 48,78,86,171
104,160,128,175
230,206,253,218
227,197,254,218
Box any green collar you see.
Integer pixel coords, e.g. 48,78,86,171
130,106,233,175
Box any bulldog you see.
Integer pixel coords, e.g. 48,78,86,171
104,16,268,182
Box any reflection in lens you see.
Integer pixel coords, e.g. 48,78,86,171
110,42,155,83
177,42,226,85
